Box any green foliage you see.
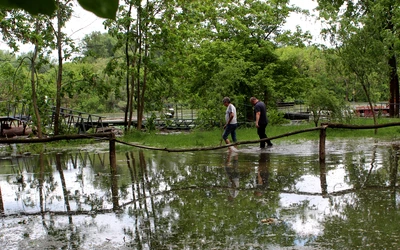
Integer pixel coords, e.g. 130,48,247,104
80,32,118,61
0,53,28,101
0,0,118,19
145,112,157,132
78,0,118,19
1,0,397,137
307,88,341,127
317,0,399,118
267,109,290,126
0,0,56,16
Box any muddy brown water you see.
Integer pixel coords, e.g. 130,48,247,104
0,138,399,249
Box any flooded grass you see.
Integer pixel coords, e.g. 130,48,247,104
0,138,399,249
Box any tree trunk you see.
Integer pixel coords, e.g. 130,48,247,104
54,0,63,136
362,82,378,134
30,24,42,138
388,52,399,118
128,65,135,130
124,36,130,132
136,3,143,130
124,4,133,132
138,33,149,130
386,6,399,118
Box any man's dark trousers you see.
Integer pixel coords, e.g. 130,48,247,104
257,124,272,148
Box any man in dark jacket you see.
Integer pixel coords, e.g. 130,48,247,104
250,97,273,148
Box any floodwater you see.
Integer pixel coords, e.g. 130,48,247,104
0,138,399,249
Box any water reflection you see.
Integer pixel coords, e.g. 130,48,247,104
224,149,239,200
0,139,399,249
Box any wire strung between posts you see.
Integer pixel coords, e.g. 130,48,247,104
114,126,324,152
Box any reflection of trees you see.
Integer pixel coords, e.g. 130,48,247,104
312,144,400,249
1,142,399,248
117,149,298,248
56,154,72,223
123,150,160,249
273,155,316,192
345,143,397,188
314,190,400,249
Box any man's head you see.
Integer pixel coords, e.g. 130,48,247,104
250,97,258,106
223,97,230,106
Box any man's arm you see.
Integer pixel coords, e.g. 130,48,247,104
255,112,260,128
224,112,234,129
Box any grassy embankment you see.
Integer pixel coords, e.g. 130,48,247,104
119,117,400,150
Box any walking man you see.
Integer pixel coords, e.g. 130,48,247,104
222,97,238,147
250,96,273,148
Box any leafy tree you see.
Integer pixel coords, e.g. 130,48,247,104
104,0,199,131
0,51,26,102
307,88,340,127
338,27,389,128
80,32,118,61
317,0,400,117
178,0,315,123
61,61,114,113
1,0,77,136
0,10,57,137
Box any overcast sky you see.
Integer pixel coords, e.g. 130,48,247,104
2,0,323,55
66,0,322,43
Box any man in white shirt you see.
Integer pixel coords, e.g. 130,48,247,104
222,97,238,146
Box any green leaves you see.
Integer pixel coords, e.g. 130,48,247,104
78,0,118,19
0,0,118,19
0,0,56,16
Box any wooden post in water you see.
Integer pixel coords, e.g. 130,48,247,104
319,125,327,196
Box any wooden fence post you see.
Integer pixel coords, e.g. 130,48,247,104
319,125,328,195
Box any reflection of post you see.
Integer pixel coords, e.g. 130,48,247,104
319,127,326,165
109,133,117,172
254,152,269,197
257,152,269,187
319,161,328,196
0,185,3,213
319,127,328,196
225,149,239,200
110,167,120,210
56,154,72,224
